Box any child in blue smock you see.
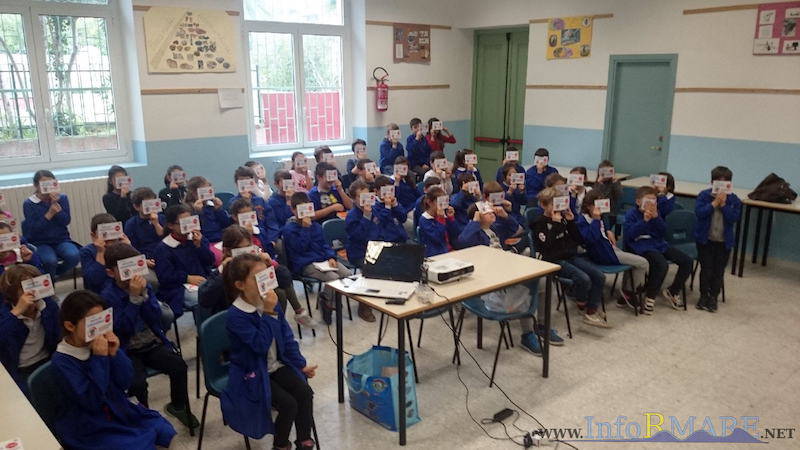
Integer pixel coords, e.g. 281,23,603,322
80,213,130,294
418,187,460,257
185,176,230,243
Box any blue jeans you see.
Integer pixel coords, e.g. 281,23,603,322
36,241,80,280
556,255,605,309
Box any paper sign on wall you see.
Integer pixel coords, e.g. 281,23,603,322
393,23,431,64
754,2,800,55
546,16,594,59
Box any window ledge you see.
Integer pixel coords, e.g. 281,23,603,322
249,144,352,160
0,161,147,187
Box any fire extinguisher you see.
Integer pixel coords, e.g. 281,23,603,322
373,67,389,112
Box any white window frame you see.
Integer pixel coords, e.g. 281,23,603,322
0,0,131,174
244,1,351,154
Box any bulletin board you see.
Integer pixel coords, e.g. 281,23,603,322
393,23,431,64
753,1,800,55
546,16,593,60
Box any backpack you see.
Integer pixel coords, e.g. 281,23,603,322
748,173,798,204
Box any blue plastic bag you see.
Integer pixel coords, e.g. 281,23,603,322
346,345,421,431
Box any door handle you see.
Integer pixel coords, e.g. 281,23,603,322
650,146,662,151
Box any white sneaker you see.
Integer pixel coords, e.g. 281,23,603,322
642,297,655,315
583,312,611,328
294,309,314,327
662,288,684,310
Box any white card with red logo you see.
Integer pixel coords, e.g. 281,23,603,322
231,245,260,257
431,121,443,131
567,174,585,186
712,180,732,195
355,145,367,159
84,307,113,342
322,153,335,163
434,158,448,170
115,176,132,190
255,164,266,178
256,266,279,296
595,199,611,213
179,215,201,234
555,184,569,196
325,170,338,182
170,170,186,183
511,173,525,185
365,162,380,175
117,254,148,281
380,185,395,199
394,164,408,176
97,222,123,241
197,186,215,201
553,196,570,211
390,129,401,140
488,192,505,205
142,199,163,215
599,167,615,179
296,202,315,219
39,180,59,194
294,156,308,168
0,232,21,252
0,438,23,449
359,192,376,207
642,197,657,210
650,174,667,187
505,151,519,161
464,154,478,165
238,211,260,234
237,178,256,194
21,274,54,300
477,201,494,215
436,195,450,211
534,156,549,166
464,181,480,195
281,179,295,192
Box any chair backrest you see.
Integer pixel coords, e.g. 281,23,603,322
619,186,637,210
199,310,231,392
28,361,66,434
322,218,347,249
192,303,214,329
524,207,543,256
665,209,697,245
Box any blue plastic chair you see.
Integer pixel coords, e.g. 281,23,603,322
595,263,638,317
192,304,213,399
615,186,637,235
216,192,235,210
28,362,65,438
322,218,355,270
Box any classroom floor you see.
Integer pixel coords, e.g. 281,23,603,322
56,259,800,450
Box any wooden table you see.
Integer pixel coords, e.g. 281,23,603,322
329,245,561,446
0,366,61,449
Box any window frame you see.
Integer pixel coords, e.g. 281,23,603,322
0,0,131,174
243,1,351,154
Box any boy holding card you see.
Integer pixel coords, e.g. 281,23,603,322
652,172,676,218
392,156,421,212
451,173,482,235
481,181,524,241
532,187,608,328
593,160,623,217
289,151,314,193
0,222,42,277
80,213,130,294
268,170,296,227
234,166,282,251
244,160,273,200
346,139,368,177
413,176,443,229
373,176,410,243
158,164,188,207
406,118,432,180
418,187,460,257
494,146,525,183
379,123,405,174
568,167,591,216
453,148,484,190
343,180,381,322
103,165,135,223
185,176,230,243
124,187,166,260
309,162,353,222
425,117,456,153
282,193,352,325
694,166,741,312
354,158,379,186
525,148,559,206
100,243,198,429
153,204,214,317
51,290,177,449
0,264,60,395
22,170,80,281
623,186,693,314
423,151,454,195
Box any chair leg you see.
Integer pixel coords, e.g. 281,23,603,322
73,267,78,289
690,260,698,291
377,313,385,345
489,322,505,387
721,276,726,303
448,307,461,365
555,281,563,311
417,319,424,348
507,326,514,348
610,273,620,296
559,283,572,339
244,436,251,450
297,322,303,340
346,298,353,321
682,284,688,311
195,337,201,399
501,324,510,350
173,320,183,356
477,317,483,349
406,321,419,383
302,282,312,313
197,392,210,450
186,392,196,437
453,308,465,365
312,415,321,449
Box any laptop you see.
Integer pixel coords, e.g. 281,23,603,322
341,242,425,299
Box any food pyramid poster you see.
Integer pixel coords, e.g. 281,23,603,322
144,7,237,73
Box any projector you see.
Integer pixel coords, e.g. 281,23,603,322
425,258,474,284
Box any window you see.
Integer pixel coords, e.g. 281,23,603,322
245,0,347,152
0,0,127,172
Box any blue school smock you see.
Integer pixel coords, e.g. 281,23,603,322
395,180,421,212
153,234,214,317
124,213,166,259
379,138,404,172
233,195,281,257
267,193,294,227
577,214,620,265
412,196,425,230
51,344,176,449
22,194,72,246
525,166,558,204
101,281,170,350
198,269,228,315
344,207,380,265
694,189,742,250
308,186,345,223
495,163,525,183
450,190,480,234
281,218,335,275
221,300,307,439
501,182,527,226
79,244,108,294
657,194,676,219
623,208,669,255
373,201,409,243
0,297,59,395
452,167,484,190
457,215,520,249
419,213,460,257
197,204,231,242
406,134,432,169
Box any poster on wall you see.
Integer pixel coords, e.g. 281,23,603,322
753,1,800,55
144,7,237,73
393,23,431,64
546,16,593,60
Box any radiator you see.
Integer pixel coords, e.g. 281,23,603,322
0,176,107,246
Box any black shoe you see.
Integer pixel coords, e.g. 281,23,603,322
707,298,718,313
318,292,334,325
696,297,708,310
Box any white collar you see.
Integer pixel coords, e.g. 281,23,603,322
666,193,674,199
233,296,258,313
422,212,434,219
582,213,593,222
56,340,91,361
162,234,181,248
28,194,42,204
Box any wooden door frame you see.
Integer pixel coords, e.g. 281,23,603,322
470,27,530,151
601,54,678,171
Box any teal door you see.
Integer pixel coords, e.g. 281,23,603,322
472,29,528,176
602,55,678,176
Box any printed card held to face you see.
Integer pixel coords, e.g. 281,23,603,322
296,202,315,219
255,164,266,179
394,164,408,176
488,192,505,205
115,176,132,190
534,155,549,166
390,129,401,140
354,144,367,159
365,162,380,175
567,173,585,186
464,154,478,165
97,222,123,241
436,195,450,212
477,201,494,215
231,245,260,257
595,198,611,214
0,232,21,252
359,192,376,207
380,185,395,199
21,274,54,300
294,156,308,168
555,184,569,196
464,181,480,195
142,199,163,215
325,170,338,182
84,307,113,343
322,152,335,164
0,438,23,449
650,174,667,187
553,195,570,212
505,150,519,161
599,167,615,179
237,178,256,194
170,170,186,183
256,266,279,296
432,121,443,131
281,179,295,192
641,197,657,210
434,158,448,170
118,254,148,281
712,180,732,195
39,180,59,194
197,186,215,201
238,211,260,234
179,215,201,234
511,173,525,185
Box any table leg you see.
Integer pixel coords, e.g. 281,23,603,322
737,205,751,277
751,208,763,264
761,210,774,266
336,291,344,404
731,211,742,275
397,317,407,446
543,274,552,378
448,307,461,366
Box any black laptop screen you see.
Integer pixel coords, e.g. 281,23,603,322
362,242,425,282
